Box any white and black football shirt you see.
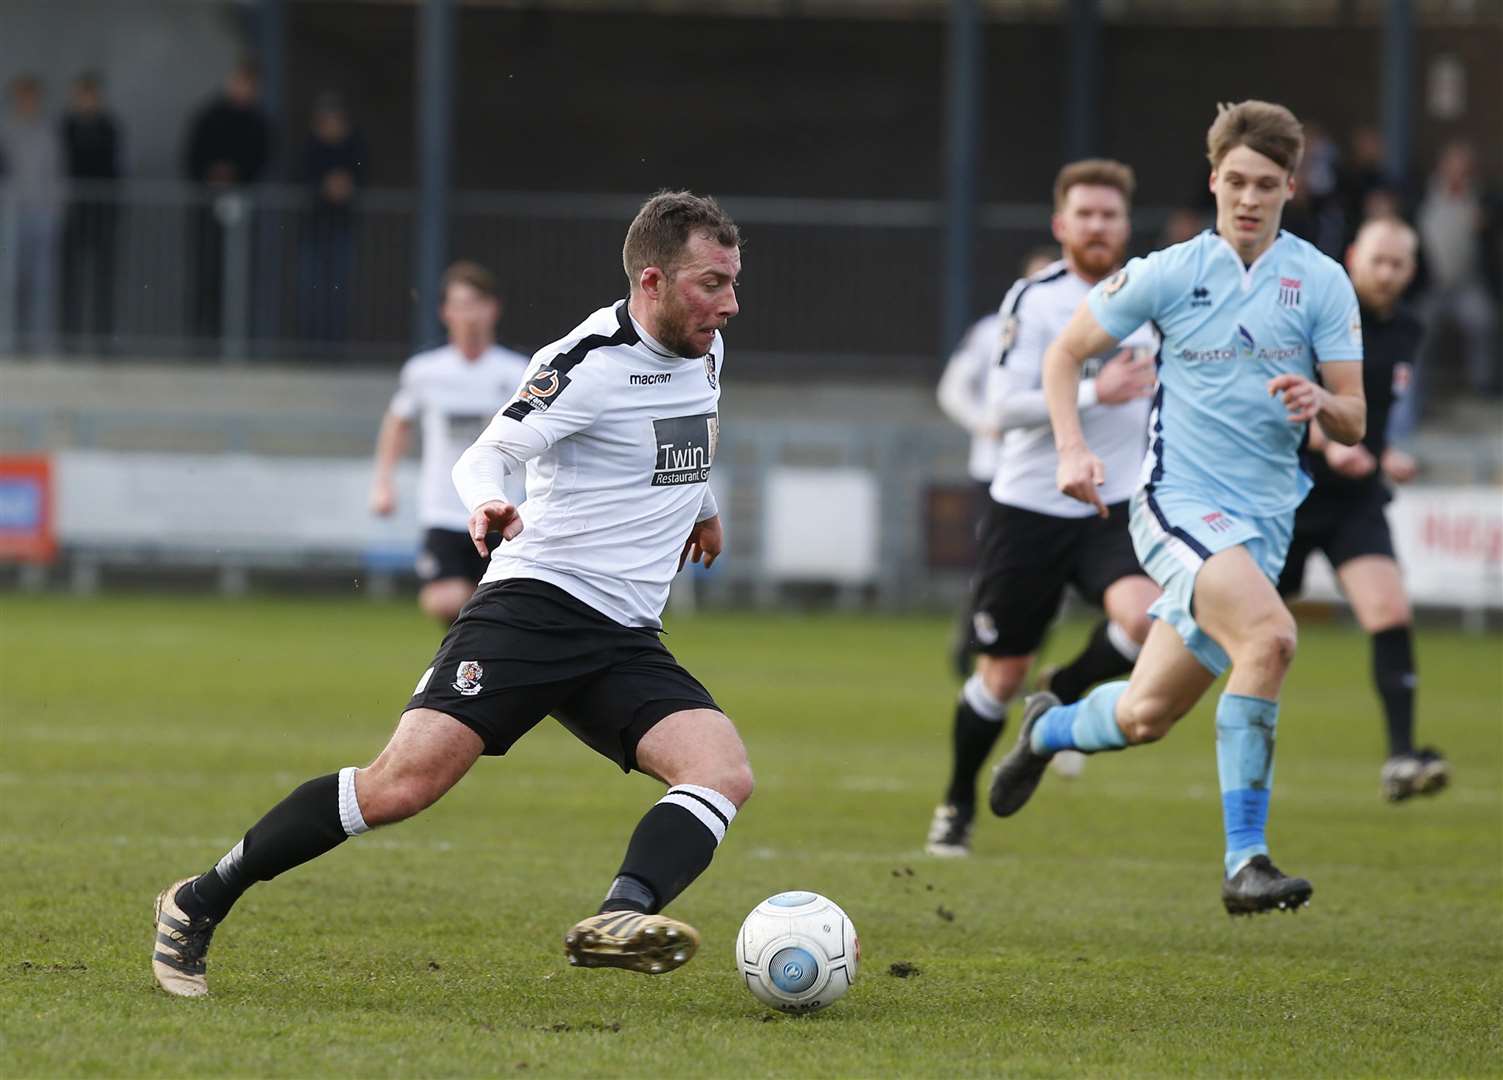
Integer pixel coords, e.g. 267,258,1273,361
453,301,721,629
987,261,1158,517
388,344,531,531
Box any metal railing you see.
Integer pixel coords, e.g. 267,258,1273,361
1,181,1181,375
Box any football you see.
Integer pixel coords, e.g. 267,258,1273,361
735,891,860,1014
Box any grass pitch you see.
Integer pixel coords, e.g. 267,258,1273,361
1,594,1499,1077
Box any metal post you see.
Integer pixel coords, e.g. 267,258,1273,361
942,0,981,358
1065,0,1101,160
256,0,286,354
220,193,251,361
0,196,17,354
1382,0,1414,189
415,0,455,352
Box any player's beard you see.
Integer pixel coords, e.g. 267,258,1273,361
1070,236,1127,280
654,287,703,358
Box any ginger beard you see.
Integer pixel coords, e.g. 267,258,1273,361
1054,184,1130,281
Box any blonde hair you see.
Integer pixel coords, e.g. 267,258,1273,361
1206,100,1304,173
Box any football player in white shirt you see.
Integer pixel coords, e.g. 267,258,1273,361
369,262,530,624
151,193,750,997
937,247,1059,678
927,161,1161,857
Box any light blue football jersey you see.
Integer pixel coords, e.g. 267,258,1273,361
1087,230,1362,517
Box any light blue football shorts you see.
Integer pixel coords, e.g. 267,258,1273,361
1127,486,1294,676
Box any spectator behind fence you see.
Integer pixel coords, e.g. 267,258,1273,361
61,71,122,349
0,74,64,354
298,92,366,345
1417,141,1499,398
182,61,271,342
1339,126,1398,251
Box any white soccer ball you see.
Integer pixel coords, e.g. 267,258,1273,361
735,891,859,1014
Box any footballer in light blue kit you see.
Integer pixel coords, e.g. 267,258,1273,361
988,101,1367,916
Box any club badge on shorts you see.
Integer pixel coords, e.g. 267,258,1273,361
452,660,485,696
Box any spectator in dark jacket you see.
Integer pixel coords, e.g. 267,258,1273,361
182,62,271,342
298,92,366,345
61,71,122,347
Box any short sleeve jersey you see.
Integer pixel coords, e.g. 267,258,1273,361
389,344,531,530
940,313,1002,483
990,261,1158,517
1087,230,1363,517
481,301,723,628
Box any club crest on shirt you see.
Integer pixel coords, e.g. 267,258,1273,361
1103,270,1128,297
452,660,484,696
704,355,718,390
516,366,571,413
1278,276,1302,307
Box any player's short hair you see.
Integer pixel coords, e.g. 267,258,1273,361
440,260,498,301
622,190,741,289
1052,159,1136,212
1206,100,1304,174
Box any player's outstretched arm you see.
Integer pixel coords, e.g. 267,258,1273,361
369,412,413,515
1268,361,1365,445
1044,301,1122,517
452,411,554,554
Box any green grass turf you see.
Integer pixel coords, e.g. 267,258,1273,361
1,594,1499,1078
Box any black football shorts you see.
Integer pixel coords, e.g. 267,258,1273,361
969,499,1145,657
405,578,720,772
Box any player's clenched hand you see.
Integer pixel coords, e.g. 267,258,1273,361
1323,440,1377,479
1267,373,1328,424
679,514,723,572
1381,447,1418,484
1094,348,1156,405
369,483,395,516
467,499,522,556
1057,444,1108,518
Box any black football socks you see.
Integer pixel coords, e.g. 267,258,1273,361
1373,625,1417,757
1049,619,1140,705
599,785,738,914
176,768,370,923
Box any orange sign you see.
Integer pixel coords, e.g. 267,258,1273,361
0,455,55,562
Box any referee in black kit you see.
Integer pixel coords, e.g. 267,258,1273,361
150,191,751,996
1279,217,1449,802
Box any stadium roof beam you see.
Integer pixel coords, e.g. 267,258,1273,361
1383,0,1414,190
416,0,457,351
943,0,982,357
1065,0,1101,160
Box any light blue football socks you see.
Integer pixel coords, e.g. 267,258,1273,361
1216,693,1278,876
1030,681,1130,754
1029,684,1280,877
